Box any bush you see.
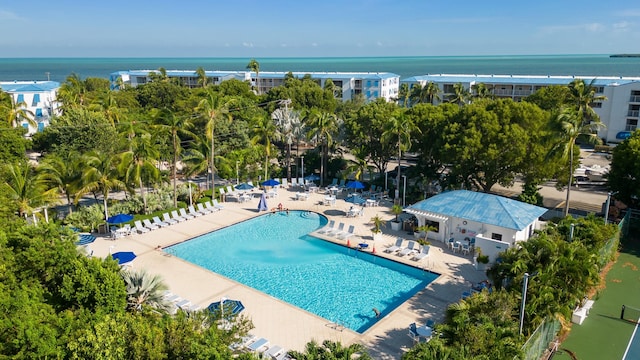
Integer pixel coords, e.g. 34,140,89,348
63,204,104,232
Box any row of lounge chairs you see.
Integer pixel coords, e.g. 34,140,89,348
133,200,224,234
384,238,430,261
163,291,200,314
230,335,290,360
316,220,356,241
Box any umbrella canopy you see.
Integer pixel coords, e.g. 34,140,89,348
304,174,320,181
257,193,268,212
346,180,365,190
111,251,137,265
107,214,134,224
75,233,96,246
261,179,280,187
345,194,366,205
235,183,254,191
208,299,245,316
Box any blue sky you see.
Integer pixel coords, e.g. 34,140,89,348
1,0,639,57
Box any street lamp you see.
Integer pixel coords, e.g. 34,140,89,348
604,191,618,224
236,161,240,185
385,171,388,191
569,223,575,242
301,156,305,184
402,175,407,207
519,272,537,335
188,181,193,207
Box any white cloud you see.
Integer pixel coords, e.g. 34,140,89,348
0,9,24,21
280,43,287,47
613,21,631,31
539,23,605,34
311,43,317,47
376,41,383,47
242,42,254,48
613,9,640,17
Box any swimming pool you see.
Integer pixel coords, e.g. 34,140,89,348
167,211,439,333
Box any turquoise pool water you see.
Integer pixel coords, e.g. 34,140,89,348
167,211,439,333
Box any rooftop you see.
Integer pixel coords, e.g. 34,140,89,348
0,80,60,92
402,74,640,86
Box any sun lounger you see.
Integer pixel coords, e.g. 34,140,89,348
180,208,195,220
152,216,170,227
384,238,404,253
134,220,150,233
212,199,224,209
188,205,203,217
412,245,430,261
317,220,335,234
143,219,160,230
247,338,270,353
197,203,212,214
337,225,355,240
326,222,345,236
162,212,178,225
171,210,187,222
397,241,418,257
265,345,287,360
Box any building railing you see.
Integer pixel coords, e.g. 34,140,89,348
629,95,640,103
627,110,639,117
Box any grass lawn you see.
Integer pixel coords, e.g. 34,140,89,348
560,231,640,359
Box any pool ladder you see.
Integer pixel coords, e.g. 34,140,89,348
328,319,347,332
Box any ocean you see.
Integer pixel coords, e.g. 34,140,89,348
0,55,639,83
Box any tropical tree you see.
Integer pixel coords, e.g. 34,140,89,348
447,83,470,106
246,58,260,94
89,89,122,126
39,152,81,214
345,147,374,181
57,73,87,108
608,131,640,207
410,81,441,105
251,113,277,180
2,162,59,217
272,104,301,181
119,133,161,214
76,150,126,220
381,111,420,202
195,90,232,191
0,91,35,128
397,83,411,107
288,340,372,360
306,110,339,186
121,270,171,313
567,78,607,124
471,82,494,100
549,107,605,216
196,66,208,87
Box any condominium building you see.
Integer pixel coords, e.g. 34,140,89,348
110,70,400,102
0,81,60,135
402,74,640,144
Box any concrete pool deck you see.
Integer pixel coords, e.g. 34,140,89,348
86,186,487,359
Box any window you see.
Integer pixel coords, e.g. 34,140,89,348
32,94,40,106
591,102,602,108
16,94,24,104
626,119,638,132
424,219,440,233
491,233,503,241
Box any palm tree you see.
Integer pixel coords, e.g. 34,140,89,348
121,270,171,313
471,82,494,100
251,114,277,180
195,90,232,191
58,73,87,108
196,66,208,87
424,81,442,104
119,133,161,214
76,150,126,221
0,91,35,128
549,107,605,216
397,83,411,107
381,111,420,203
246,58,260,94
2,162,59,217
306,110,339,186
410,81,442,105
272,105,301,181
448,83,470,106
39,152,81,214
89,89,121,126
153,109,194,207
345,148,374,181
568,78,607,124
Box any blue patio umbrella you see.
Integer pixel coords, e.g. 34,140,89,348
257,192,268,212
346,180,365,190
345,194,366,205
111,251,137,265
208,299,245,316
75,233,96,246
261,179,280,187
235,183,254,191
107,213,134,224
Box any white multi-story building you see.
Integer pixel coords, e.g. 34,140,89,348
0,81,60,135
402,74,640,144
110,70,400,102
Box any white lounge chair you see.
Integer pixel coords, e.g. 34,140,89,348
265,345,287,360
290,178,298,188
152,216,170,228
397,241,418,257
247,338,270,353
197,203,212,214
327,223,345,237
317,220,335,234
162,212,178,225
337,225,355,240
143,219,160,230
171,210,187,222
180,208,195,220
412,245,430,261
204,201,218,212
134,220,150,233
384,238,404,253
188,205,203,217
281,178,288,187
212,199,224,209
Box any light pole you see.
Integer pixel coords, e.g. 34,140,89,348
188,181,193,207
519,272,537,335
385,171,388,191
604,191,618,224
301,156,305,184
236,161,240,185
569,223,575,242
402,175,407,207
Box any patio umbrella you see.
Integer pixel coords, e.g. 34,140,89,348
75,233,96,246
208,299,245,316
111,251,137,265
261,179,280,187
257,193,268,212
345,194,366,205
346,180,365,190
235,183,254,191
107,213,134,224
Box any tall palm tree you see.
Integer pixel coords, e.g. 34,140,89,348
89,89,121,126
381,111,420,203
195,66,208,87
58,73,87,108
2,162,59,217
345,148,374,181
121,270,171,313
306,111,339,186
410,81,442,105
119,133,161,214
567,78,607,124
424,81,442,104
0,91,35,128
448,83,470,106
272,105,301,181
251,114,277,180
77,150,126,221
39,152,81,214
471,82,494,100
549,107,605,216
152,109,194,207
195,90,232,191
397,83,411,107
246,58,260,94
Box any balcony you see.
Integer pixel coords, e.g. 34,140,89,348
629,95,640,103
628,110,640,117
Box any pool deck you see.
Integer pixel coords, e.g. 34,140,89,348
87,186,487,359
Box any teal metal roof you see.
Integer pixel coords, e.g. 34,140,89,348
406,190,546,231
401,74,640,86
0,81,60,92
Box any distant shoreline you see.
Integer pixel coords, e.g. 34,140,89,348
610,54,640,58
